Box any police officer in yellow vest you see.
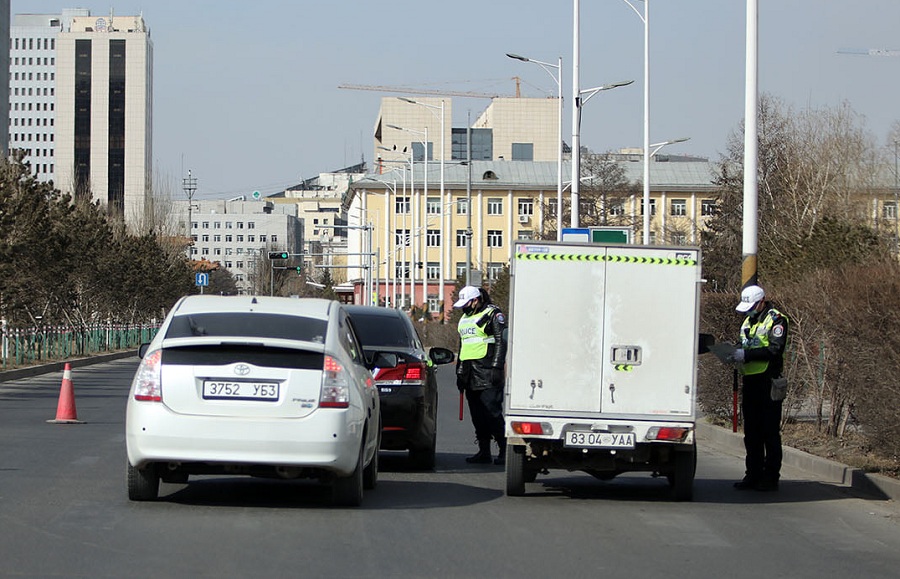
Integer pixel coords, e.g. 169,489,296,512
728,284,789,492
454,285,507,465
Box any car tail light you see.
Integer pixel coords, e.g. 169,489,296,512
374,361,426,386
646,426,691,442
319,355,350,408
133,349,163,402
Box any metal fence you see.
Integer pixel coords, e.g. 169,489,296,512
0,321,159,370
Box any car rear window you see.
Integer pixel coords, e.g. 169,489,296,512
162,344,324,370
165,313,327,343
350,313,414,348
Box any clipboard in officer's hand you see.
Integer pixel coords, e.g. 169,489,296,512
709,342,738,363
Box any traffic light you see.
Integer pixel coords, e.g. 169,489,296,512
268,251,289,260
296,266,302,274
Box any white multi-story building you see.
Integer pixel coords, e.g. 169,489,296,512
171,198,304,295
8,9,87,180
54,13,152,227
0,0,10,158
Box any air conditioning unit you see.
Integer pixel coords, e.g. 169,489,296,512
518,214,529,223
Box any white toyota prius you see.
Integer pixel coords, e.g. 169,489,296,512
125,295,395,506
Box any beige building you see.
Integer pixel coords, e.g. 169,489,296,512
55,14,152,227
345,158,719,318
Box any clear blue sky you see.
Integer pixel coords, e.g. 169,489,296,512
13,1,900,200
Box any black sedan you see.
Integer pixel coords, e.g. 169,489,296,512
346,306,455,469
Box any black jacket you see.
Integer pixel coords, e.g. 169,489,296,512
456,303,507,391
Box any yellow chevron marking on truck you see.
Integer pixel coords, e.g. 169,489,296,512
516,253,696,266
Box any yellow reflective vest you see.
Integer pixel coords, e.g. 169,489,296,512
458,305,498,361
739,308,785,376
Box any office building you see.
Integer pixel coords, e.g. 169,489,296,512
55,13,152,226
0,0,9,157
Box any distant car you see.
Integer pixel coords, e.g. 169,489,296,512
125,295,396,507
345,305,454,469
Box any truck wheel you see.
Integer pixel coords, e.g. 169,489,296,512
671,444,697,502
506,445,526,496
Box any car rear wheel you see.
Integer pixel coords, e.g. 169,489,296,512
332,441,364,507
409,432,437,471
363,430,380,490
506,445,526,496
126,460,159,501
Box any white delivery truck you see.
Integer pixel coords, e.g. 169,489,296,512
504,240,706,501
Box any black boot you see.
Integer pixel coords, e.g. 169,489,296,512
494,438,507,465
466,439,493,464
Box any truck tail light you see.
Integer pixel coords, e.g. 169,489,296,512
320,355,350,408
133,349,163,402
511,421,551,436
646,426,691,441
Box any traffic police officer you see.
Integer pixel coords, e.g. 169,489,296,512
728,284,789,491
454,285,507,465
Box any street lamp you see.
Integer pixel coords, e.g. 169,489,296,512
647,137,690,241
572,80,634,228
387,123,428,311
507,52,564,241
397,98,448,317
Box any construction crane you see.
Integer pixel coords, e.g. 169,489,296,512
338,77,523,99
837,48,900,57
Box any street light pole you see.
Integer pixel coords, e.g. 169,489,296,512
182,170,197,256
507,53,563,241
466,116,473,286
572,0,581,228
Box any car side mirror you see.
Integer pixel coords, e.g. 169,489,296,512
429,347,455,365
369,352,398,370
698,333,715,355
138,343,150,359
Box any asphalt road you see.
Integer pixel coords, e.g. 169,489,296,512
1,358,899,578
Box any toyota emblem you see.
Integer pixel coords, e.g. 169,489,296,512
234,364,251,376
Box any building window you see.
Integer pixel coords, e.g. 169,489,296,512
225,248,233,256
213,222,221,229
426,262,440,280
225,235,232,242
395,229,411,247
487,198,503,215
456,230,468,247
427,294,439,313
225,222,233,229
456,262,467,278
517,230,534,240
487,263,504,280
213,235,221,242
609,203,625,216
640,199,657,216
201,235,209,242
701,199,717,216
517,199,534,216
237,222,244,229
670,199,687,217
883,201,897,220
271,235,278,242
426,229,441,247
672,233,687,245
396,197,410,214
236,261,244,268
426,197,441,215
487,230,503,248
456,198,468,215
511,143,534,161
260,235,267,242
395,263,410,278
248,222,255,229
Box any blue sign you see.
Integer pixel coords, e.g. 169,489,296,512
561,228,591,243
195,272,209,287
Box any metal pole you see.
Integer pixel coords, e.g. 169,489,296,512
642,0,651,244
182,170,197,256
742,0,759,288
571,0,581,229
465,116,473,286
439,101,446,319
557,56,564,240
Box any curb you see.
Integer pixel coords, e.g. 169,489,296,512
697,420,900,502
0,350,138,383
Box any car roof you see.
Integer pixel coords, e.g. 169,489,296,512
172,295,338,320
344,305,406,320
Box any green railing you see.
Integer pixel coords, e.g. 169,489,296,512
0,322,159,370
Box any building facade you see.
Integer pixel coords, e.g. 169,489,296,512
0,0,10,158
172,198,304,296
54,13,152,226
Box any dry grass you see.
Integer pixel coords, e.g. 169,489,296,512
781,422,900,479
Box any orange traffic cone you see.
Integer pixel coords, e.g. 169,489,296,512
47,363,84,424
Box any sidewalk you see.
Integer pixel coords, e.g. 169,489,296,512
697,420,900,502
0,350,137,383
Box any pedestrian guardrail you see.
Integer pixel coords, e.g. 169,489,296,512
0,322,159,370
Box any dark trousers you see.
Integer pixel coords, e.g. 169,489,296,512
465,387,505,443
741,375,783,482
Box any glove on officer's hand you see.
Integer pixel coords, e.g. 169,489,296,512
726,349,745,364
490,367,505,386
